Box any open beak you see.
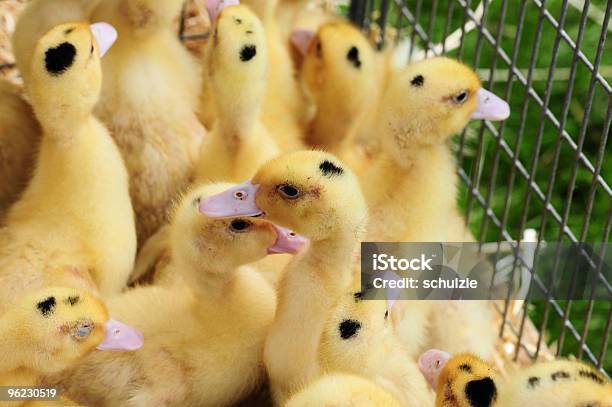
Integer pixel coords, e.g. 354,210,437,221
199,180,262,218
96,318,143,351
470,88,510,121
90,23,117,58
417,349,451,389
268,225,308,254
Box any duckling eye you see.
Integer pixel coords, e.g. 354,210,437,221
452,90,469,104
229,219,251,232
315,41,322,58
277,184,300,199
71,319,94,341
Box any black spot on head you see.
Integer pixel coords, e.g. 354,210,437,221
411,74,424,87
527,376,540,388
464,377,496,407
346,46,361,68
245,30,253,35
37,297,56,317
339,319,361,339
240,45,257,62
459,363,472,373
65,296,80,306
64,27,74,35
45,42,76,76
551,371,571,381
353,292,363,301
578,370,604,385
233,17,242,24
319,160,344,177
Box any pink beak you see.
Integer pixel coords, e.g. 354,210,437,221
470,88,510,121
199,180,263,218
418,349,451,389
268,225,308,254
291,29,315,56
206,0,240,23
90,23,117,58
96,318,143,351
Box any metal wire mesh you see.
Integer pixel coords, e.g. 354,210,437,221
348,0,612,373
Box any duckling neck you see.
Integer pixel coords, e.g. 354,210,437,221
308,106,356,149
300,219,364,288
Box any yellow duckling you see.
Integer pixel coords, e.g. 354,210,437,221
284,373,403,407
296,21,380,152
90,0,205,246
0,80,40,219
199,151,370,403
12,0,100,84
318,294,434,406
196,3,280,184
0,22,135,303
57,183,306,406
418,349,612,407
359,57,509,242
0,287,142,394
354,57,508,362
231,0,307,151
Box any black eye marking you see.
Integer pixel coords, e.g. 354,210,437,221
240,45,257,62
527,376,540,388
464,378,496,407
37,297,56,317
319,160,344,177
410,74,424,87
45,42,76,76
551,371,571,381
234,17,242,24
229,219,251,232
459,363,472,373
64,28,74,35
316,41,322,57
277,184,300,199
578,369,605,385
346,46,361,68
65,296,80,306
339,319,361,339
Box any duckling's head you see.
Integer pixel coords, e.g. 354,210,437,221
10,287,142,374
27,22,116,133
170,183,307,273
320,294,393,374
199,151,367,242
379,57,509,165
418,349,498,407
208,3,267,126
297,22,376,112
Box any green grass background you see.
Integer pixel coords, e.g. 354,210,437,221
341,0,611,371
